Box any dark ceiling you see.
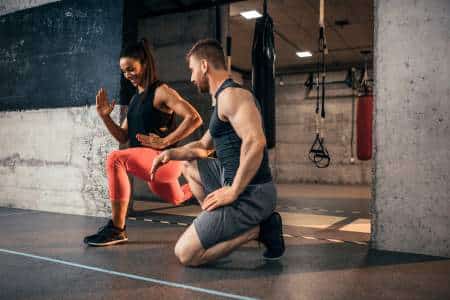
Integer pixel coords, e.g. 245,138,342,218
140,0,373,74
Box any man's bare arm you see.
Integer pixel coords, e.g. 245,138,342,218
150,130,214,180
219,88,267,196
168,130,214,161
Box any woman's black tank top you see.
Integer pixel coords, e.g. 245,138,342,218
127,80,176,148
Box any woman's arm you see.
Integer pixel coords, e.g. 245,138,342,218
153,84,203,147
96,88,129,144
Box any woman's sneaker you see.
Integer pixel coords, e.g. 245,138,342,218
258,212,285,260
83,220,128,247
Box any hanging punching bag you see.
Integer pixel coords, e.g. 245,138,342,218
251,4,276,149
356,93,373,160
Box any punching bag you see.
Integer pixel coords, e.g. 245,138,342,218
251,8,276,149
356,94,373,160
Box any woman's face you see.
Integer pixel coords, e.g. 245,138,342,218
119,57,145,87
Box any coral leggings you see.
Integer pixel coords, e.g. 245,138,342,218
106,147,191,205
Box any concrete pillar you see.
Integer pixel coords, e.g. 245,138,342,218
372,0,450,257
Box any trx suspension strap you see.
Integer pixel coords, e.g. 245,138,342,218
309,0,330,168
360,50,371,94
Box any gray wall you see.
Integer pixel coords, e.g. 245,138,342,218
274,71,373,184
372,0,450,257
0,0,123,217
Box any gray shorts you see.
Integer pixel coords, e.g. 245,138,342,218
193,158,277,249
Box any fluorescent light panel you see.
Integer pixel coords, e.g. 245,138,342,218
296,51,313,58
240,10,262,19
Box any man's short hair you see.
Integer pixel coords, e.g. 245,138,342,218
186,39,226,70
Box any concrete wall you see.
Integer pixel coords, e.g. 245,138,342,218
372,0,450,257
0,0,60,16
0,0,123,217
274,71,373,184
0,107,119,216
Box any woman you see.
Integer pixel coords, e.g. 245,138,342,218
84,38,202,246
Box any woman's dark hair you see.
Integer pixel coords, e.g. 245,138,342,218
120,38,158,94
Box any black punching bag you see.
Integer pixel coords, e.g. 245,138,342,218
251,5,276,149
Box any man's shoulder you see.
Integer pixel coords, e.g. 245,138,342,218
220,86,252,97
218,87,254,108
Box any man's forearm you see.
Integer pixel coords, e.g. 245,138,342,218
231,139,265,196
168,140,212,161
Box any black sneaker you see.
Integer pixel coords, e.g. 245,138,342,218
258,212,285,260
83,220,128,247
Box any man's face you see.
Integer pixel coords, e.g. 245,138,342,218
188,55,209,94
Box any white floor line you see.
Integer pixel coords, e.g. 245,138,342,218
0,248,258,300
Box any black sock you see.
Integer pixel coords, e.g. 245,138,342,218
111,220,125,231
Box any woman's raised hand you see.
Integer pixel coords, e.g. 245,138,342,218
96,88,116,118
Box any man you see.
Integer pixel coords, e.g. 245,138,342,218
151,39,285,267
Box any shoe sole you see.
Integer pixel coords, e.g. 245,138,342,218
86,238,128,247
263,254,284,260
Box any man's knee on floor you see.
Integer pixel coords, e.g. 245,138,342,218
174,240,203,267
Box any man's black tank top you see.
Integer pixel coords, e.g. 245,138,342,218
209,78,272,185
127,80,176,148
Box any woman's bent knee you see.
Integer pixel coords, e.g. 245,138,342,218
106,150,122,169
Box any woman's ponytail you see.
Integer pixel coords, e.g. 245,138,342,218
140,38,158,91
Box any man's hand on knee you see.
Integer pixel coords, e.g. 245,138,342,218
201,186,238,211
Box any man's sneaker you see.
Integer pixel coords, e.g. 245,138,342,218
83,220,128,247
258,212,285,260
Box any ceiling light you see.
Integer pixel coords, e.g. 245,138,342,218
296,51,313,58
240,10,262,19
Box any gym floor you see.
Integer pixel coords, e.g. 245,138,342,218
1,184,449,300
